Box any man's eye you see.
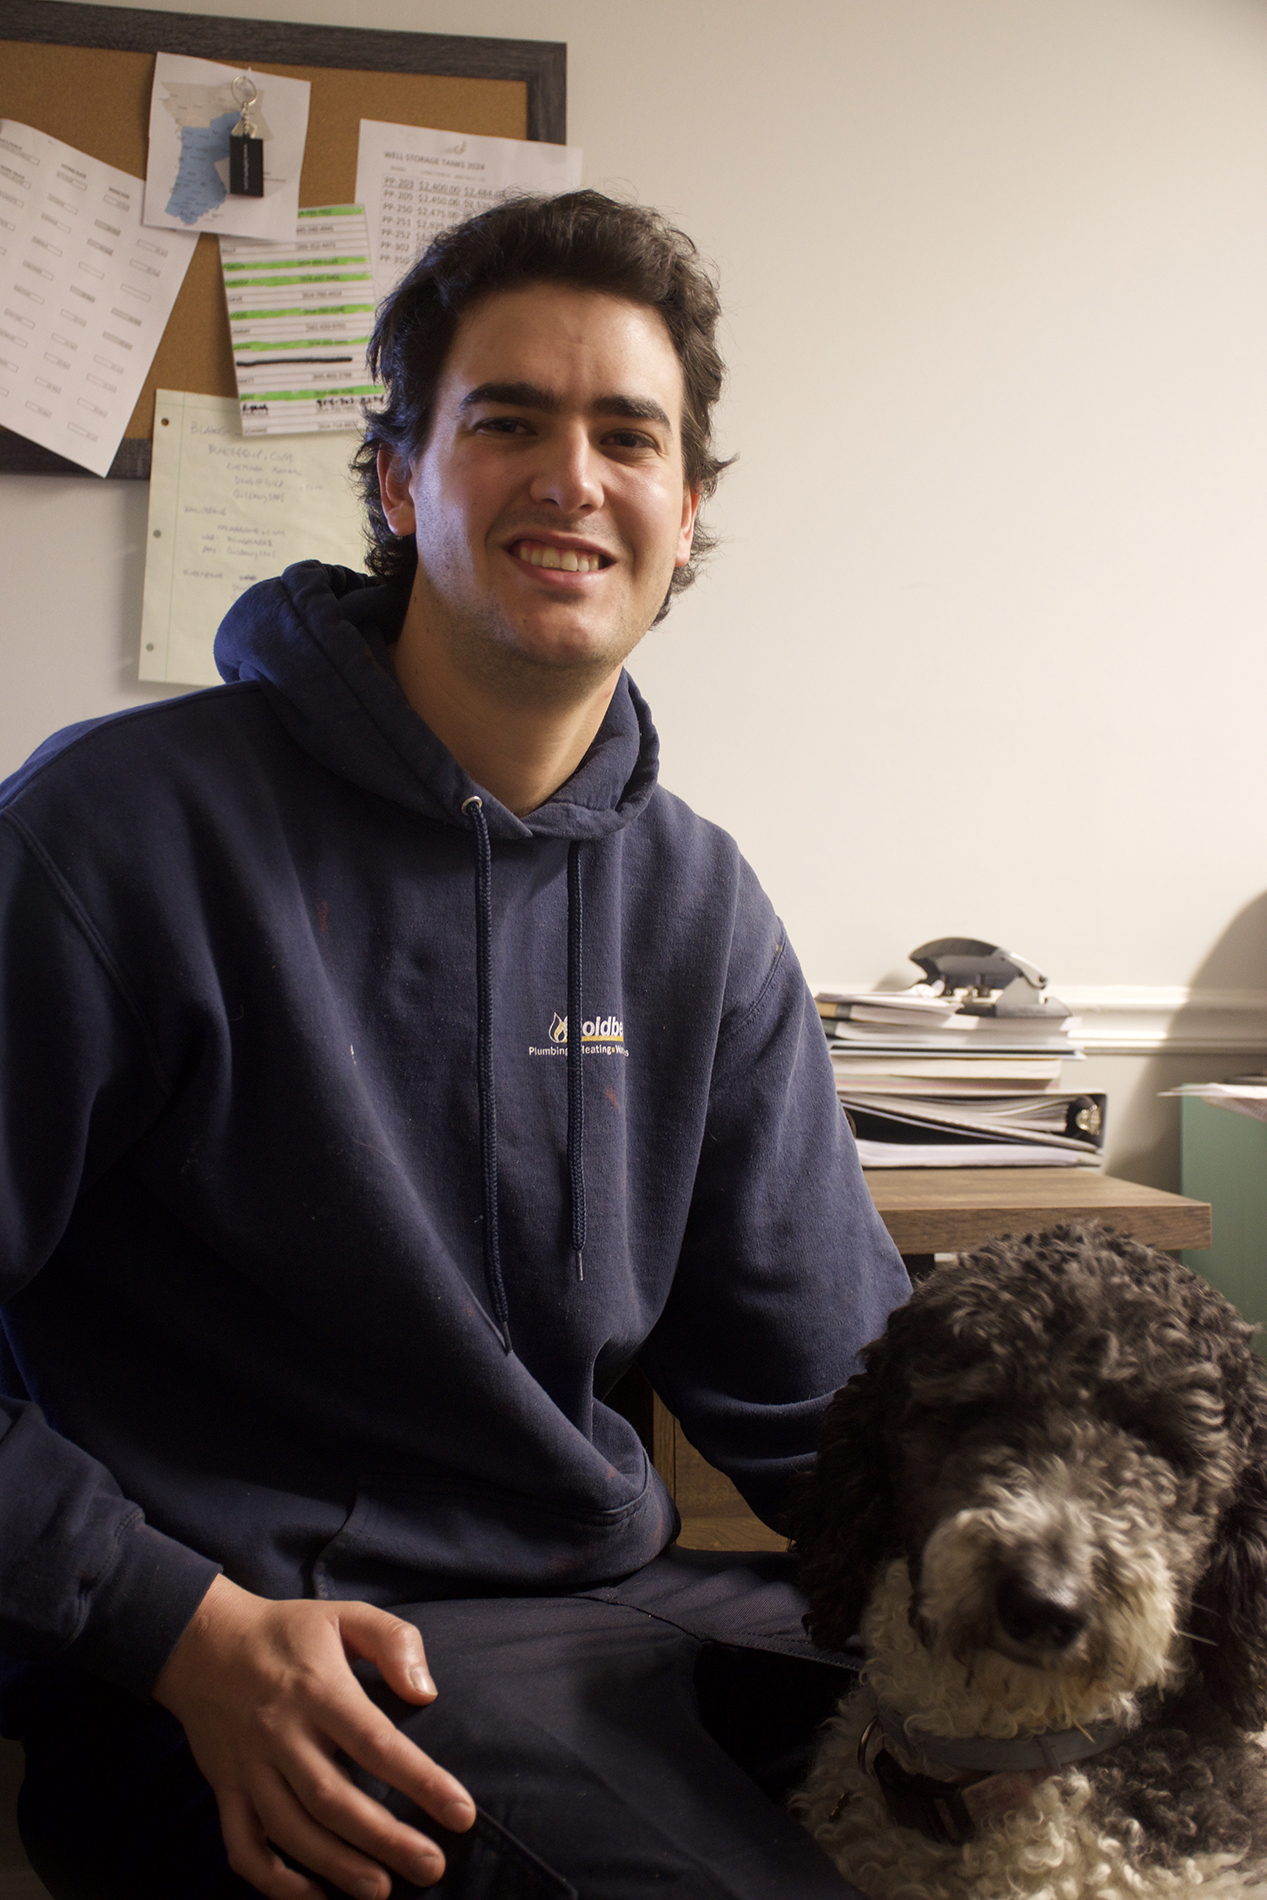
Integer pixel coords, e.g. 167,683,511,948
476,415,531,435
606,430,656,451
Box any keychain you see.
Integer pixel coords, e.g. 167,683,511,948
229,74,264,197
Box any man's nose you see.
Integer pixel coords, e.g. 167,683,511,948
528,425,602,511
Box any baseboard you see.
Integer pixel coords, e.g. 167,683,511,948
1061,987,1267,1056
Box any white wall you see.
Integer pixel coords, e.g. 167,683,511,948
4,0,1267,1185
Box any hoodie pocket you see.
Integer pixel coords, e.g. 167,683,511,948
311,1460,677,1603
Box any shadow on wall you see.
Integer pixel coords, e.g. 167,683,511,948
1107,891,1267,1191
1182,892,1267,992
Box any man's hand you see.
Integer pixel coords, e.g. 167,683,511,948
153,1574,475,1900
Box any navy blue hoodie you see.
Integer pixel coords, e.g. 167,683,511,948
0,562,907,1699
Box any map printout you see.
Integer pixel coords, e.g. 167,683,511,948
143,52,310,243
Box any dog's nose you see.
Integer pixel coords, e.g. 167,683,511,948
995,1571,1089,1651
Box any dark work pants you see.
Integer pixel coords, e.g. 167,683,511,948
5,1549,868,1900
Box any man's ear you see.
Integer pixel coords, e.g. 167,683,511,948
674,486,701,568
378,447,417,538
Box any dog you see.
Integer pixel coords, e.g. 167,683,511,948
788,1224,1267,1899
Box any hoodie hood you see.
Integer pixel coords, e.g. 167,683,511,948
214,561,660,843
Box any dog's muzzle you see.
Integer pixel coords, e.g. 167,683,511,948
995,1567,1090,1654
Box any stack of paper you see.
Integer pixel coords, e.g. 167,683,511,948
816,986,961,1029
844,1091,1106,1169
818,987,1081,1065
817,981,1099,1168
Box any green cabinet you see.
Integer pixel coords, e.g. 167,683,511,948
1181,1095,1267,1323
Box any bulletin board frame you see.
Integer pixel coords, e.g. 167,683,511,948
2,0,567,479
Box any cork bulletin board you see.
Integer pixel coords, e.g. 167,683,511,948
2,0,567,478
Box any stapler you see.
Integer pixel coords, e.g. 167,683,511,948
908,938,1072,1022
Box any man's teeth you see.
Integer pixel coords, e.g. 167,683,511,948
517,542,602,573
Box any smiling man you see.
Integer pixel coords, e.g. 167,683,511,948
0,194,907,1900
380,281,699,818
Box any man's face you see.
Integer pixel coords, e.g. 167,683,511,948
378,282,700,684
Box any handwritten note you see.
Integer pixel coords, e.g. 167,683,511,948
354,121,582,304
140,390,367,685
0,121,196,477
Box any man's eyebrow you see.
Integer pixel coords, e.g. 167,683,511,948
594,394,673,429
459,382,673,430
460,381,559,413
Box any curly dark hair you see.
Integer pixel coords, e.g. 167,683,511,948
789,1223,1267,1729
352,189,731,620
787,1223,1267,1882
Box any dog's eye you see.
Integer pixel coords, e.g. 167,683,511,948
1113,1409,1199,1474
921,1400,1009,1440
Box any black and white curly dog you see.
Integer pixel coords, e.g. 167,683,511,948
789,1224,1267,1899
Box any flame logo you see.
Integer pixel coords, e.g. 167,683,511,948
550,1012,568,1044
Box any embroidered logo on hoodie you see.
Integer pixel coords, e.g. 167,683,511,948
528,1013,628,1058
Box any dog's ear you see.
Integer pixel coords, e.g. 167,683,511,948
787,1340,899,1653
1193,1369,1267,1729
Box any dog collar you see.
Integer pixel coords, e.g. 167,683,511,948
838,1708,1131,1848
876,1703,1130,1773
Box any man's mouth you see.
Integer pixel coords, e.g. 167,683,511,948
512,539,610,574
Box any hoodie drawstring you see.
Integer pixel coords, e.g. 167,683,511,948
463,801,589,1341
566,841,586,1281
462,796,512,1353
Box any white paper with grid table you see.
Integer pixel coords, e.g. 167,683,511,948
0,121,196,476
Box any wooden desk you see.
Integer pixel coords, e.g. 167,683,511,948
665,1169,1213,1551
865,1167,1211,1263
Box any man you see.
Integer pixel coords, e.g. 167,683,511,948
0,192,907,1899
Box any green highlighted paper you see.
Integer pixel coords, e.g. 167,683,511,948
219,206,380,436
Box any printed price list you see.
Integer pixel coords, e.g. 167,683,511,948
355,121,583,304
374,173,505,284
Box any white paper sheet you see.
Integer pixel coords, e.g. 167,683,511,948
854,1140,1094,1168
354,121,582,303
144,52,310,243
140,390,367,685
220,206,379,436
0,121,197,478
1160,1082,1267,1126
